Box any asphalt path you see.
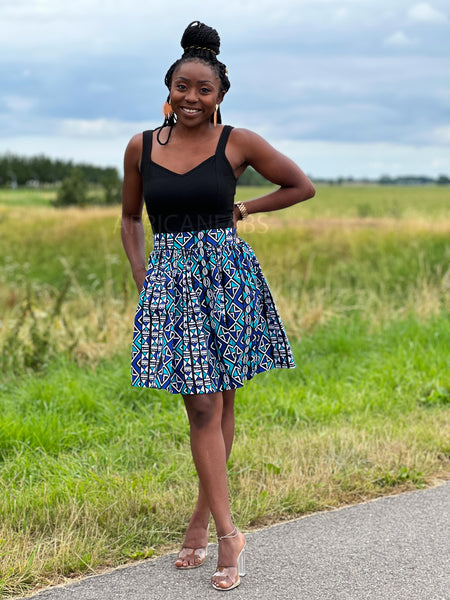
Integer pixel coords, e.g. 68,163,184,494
20,482,450,600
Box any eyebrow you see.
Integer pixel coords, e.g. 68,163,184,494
174,76,215,85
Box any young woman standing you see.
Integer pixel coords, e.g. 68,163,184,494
121,21,315,591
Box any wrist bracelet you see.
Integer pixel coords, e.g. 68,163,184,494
236,202,249,220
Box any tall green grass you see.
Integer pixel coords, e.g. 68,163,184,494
1,220,447,377
1,317,448,598
0,186,449,598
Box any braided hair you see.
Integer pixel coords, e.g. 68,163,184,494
158,21,231,144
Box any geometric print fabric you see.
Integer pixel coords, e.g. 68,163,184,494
131,227,295,394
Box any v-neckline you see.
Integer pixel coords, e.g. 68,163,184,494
150,127,226,176
151,154,215,176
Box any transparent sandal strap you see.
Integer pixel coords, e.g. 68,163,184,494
217,526,238,541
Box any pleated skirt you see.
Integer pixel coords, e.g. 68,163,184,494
131,227,295,395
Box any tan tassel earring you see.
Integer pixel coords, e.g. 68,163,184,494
163,99,173,119
213,104,218,127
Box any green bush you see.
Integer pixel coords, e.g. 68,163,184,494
101,170,122,204
53,168,88,206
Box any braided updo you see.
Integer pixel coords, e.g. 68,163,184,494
158,21,231,142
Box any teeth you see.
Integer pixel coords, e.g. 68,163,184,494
183,108,200,113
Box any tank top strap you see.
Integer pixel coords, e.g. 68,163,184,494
140,129,153,173
216,125,234,157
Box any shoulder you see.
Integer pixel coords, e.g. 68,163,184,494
227,127,280,163
125,132,144,155
228,127,264,144
229,127,274,152
123,132,145,170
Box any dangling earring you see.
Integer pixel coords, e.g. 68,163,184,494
213,104,218,127
163,99,173,119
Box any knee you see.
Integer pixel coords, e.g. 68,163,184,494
185,394,220,430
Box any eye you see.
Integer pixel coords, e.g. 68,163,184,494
176,83,187,91
200,87,212,94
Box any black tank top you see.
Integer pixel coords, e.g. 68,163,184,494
140,125,237,234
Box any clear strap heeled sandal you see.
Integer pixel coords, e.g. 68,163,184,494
211,526,246,591
175,524,209,569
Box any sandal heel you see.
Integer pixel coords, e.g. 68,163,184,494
238,546,246,577
212,527,246,591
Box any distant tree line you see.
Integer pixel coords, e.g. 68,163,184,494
236,166,269,186
313,174,450,186
239,170,450,186
0,153,122,206
0,153,120,187
0,153,267,188
1,153,449,202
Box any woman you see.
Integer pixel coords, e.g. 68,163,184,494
121,21,315,592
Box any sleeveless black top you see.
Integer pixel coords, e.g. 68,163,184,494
140,125,237,234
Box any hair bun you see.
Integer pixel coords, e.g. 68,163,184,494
180,21,221,57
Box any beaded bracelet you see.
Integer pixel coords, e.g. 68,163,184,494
236,202,249,220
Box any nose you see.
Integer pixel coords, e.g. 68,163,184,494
185,88,198,103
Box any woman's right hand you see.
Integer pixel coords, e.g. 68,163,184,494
133,266,147,293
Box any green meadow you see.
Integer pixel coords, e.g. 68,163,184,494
0,186,449,598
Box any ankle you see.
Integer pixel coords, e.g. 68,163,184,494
188,513,210,530
217,526,238,541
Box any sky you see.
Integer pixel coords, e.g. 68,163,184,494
0,0,449,179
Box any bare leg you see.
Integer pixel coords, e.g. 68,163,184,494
190,389,236,522
181,391,245,588
175,389,236,568
184,392,233,530
176,390,245,587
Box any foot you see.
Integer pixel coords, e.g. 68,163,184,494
175,521,210,569
211,528,246,591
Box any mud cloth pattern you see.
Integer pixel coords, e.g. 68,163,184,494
131,227,295,394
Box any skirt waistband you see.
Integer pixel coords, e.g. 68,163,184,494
152,228,237,251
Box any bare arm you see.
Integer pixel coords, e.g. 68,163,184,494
229,128,315,222
121,134,146,292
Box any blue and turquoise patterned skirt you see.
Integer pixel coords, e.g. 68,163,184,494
131,227,295,394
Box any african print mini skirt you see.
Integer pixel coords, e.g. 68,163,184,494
131,227,295,395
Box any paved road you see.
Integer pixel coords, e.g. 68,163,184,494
20,482,450,600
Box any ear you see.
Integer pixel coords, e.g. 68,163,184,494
216,90,225,105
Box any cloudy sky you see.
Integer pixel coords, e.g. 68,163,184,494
1,0,449,179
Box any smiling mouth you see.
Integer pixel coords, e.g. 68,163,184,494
181,107,201,114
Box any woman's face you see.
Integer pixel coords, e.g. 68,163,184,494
170,60,224,127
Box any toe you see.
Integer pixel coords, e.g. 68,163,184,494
212,569,237,590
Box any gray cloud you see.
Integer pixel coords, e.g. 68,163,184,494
0,0,449,176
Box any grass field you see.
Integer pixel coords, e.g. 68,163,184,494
1,184,449,218
0,186,449,598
